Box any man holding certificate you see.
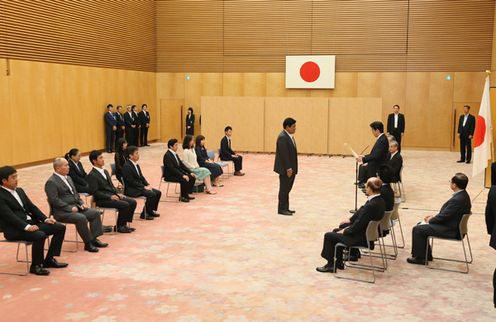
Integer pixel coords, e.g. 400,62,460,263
356,121,389,186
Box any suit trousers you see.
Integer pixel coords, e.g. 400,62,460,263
411,223,456,259
138,188,162,215
95,197,137,226
4,222,66,266
278,174,295,212
493,268,496,307
140,126,149,146
391,129,402,151
106,128,115,152
125,127,134,147
460,135,472,162
222,155,243,172
54,208,103,243
321,232,357,265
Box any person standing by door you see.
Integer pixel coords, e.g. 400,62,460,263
186,107,195,135
457,105,476,164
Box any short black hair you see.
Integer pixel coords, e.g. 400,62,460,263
168,139,178,148
131,105,136,110
393,104,400,109
127,145,139,156
182,135,194,149
142,104,147,108
451,173,469,189
0,166,16,185
224,126,232,132
107,104,113,109
188,107,194,113
89,150,102,165
369,121,384,133
464,105,471,110
283,117,296,129
377,165,393,184
117,105,122,110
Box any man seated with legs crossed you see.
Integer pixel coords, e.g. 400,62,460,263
163,139,196,203
122,146,162,219
87,150,137,233
0,166,68,276
407,172,471,265
45,158,108,253
317,177,385,273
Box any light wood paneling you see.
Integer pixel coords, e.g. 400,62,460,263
201,97,265,152
0,59,13,165
453,72,487,102
328,98,382,155
222,73,244,97
156,73,185,99
264,98,329,154
160,99,184,143
243,73,266,97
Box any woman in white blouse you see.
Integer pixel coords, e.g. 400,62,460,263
182,135,217,194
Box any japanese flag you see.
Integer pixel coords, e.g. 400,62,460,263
285,55,336,89
472,75,492,178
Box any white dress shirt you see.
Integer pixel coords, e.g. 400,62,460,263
93,166,108,180
394,113,398,128
463,114,468,127
367,193,381,201
54,172,75,194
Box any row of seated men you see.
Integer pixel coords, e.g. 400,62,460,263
316,172,471,273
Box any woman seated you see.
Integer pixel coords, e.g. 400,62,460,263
194,135,223,187
182,135,217,195
114,138,128,184
65,148,90,193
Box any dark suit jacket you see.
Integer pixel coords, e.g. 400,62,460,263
104,111,116,129
457,114,476,137
220,136,235,160
186,114,195,128
388,152,403,183
387,113,405,135
122,161,149,197
380,184,394,211
87,168,118,202
429,190,471,238
362,134,389,176
114,151,127,181
0,188,47,236
138,111,150,126
124,112,135,128
343,195,385,246
133,112,140,127
485,185,496,250
45,174,85,215
115,112,125,128
195,146,210,167
274,130,298,176
163,150,191,181
68,160,89,192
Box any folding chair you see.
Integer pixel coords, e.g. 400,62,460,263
218,149,234,177
388,199,405,249
47,203,80,252
0,226,32,276
158,165,180,202
121,181,149,220
425,213,473,274
392,167,405,202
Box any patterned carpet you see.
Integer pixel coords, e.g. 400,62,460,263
0,144,494,321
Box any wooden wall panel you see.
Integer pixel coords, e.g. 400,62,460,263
0,59,13,165
201,97,265,152
264,98,329,154
328,98,382,155
0,0,156,71
453,72,487,102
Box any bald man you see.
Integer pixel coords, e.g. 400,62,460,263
45,158,107,253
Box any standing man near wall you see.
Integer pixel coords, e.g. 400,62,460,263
457,105,476,164
124,105,136,147
115,105,125,146
104,104,117,153
386,104,405,151
139,104,151,147
274,118,298,216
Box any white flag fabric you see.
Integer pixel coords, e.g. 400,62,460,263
472,75,492,177
285,55,335,89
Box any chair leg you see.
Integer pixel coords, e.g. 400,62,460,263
24,243,29,275
465,234,473,263
396,217,405,248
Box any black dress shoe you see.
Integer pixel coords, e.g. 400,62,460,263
84,242,99,253
103,225,113,233
465,161,471,164
30,265,50,276
180,197,190,203
288,209,296,214
278,210,293,216
316,263,342,273
187,195,195,200
43,258,68,268
127,226,136,232
151,211,160,217
93,239,108,248
456,160,465,163
117,226,132,233
406,257,426,265
140,213,154,220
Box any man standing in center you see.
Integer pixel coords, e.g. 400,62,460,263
274,118,298,216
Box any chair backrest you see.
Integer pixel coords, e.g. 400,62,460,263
391,201,400,220
161,165,165,179
398,166,403,182
110,163,116,176
207,150,215,161
459,213,472,237
365,220,381,244
380,210,393,231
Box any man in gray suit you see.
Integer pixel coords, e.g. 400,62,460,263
274,117,298,216
45,158,108,253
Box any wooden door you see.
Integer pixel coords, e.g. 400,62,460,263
160,99,184,143
452,102,480,152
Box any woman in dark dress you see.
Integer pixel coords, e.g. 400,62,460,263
114,138,128,183
195,135,223,187
65,148,90,193
186,107,195,135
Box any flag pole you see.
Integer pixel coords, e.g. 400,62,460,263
488,70,495,162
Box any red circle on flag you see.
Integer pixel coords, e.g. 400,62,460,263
474,115,486,148
300,61,320,83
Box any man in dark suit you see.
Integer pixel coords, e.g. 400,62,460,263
124,105,136,147
407,173,471,265
104,104,117,153
122,146,161,219
386,104,405,151
45,158,107,253
357,121,389,186
115,105,126,144
388,140,403,183
163,139,196,203
132,105,141,146
138,104,151,147
274,117,298,216
317,177,385,273
220,126,245,176
87,150,137,233
457,105,476,164
0,166,68,276
485,185,496,307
